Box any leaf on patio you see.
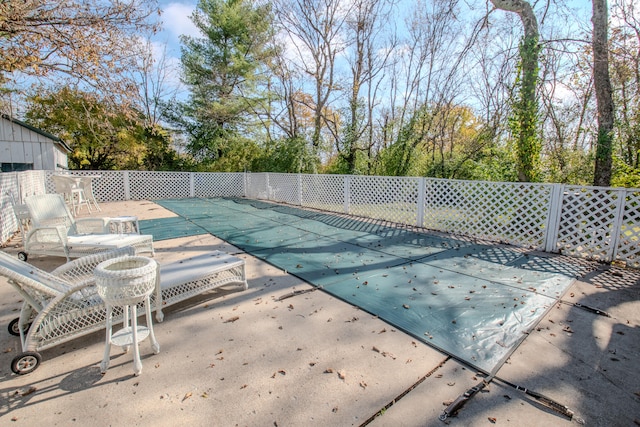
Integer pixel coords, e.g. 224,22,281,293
338,370,346,380
224,316,240,323
21,387,37,397
182,392,193,402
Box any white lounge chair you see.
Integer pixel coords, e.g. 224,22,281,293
0,248,247,374
20,194,154,261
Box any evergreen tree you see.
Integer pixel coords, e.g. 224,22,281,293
170,0,276,167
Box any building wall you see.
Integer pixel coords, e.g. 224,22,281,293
0,117,68,170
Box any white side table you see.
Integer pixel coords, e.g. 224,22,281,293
95,256,160,376
107,216,140,234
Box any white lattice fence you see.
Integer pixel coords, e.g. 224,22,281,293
45,170,127,202
245,173,269,200
194,173,244,198
554,186,625,262
0,170,46,244
349,176,419,224
19,170,46,199
266,173,301,205
2,170,639,268
300,174,345,212
0,173,19,244
615,191,640,268
129,171,191,200
614,190,640,268
423,179,553,249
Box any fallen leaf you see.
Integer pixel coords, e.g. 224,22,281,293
201,392,209,398
488,417,497,423
21,387,37,397
325,368,334,373
402,304,410,309
224,316,240,323
360,381,367,389
182,392,192,402
338,370,346,380
240,384,248,389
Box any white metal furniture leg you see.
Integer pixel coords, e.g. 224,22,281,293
100,305,114,374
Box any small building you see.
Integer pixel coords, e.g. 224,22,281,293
0,114,71,172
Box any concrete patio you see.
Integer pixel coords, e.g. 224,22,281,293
1,199,639,426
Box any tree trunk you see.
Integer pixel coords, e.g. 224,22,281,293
592,0,614,187
490,0,541,182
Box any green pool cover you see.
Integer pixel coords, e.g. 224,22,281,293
148,197,579,373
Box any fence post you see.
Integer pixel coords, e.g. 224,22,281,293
343,175,351,214
189,172,195,198
544,183,564,253
297,174,303,206
609,188,627,263
123,171,131,201
416,178,426,228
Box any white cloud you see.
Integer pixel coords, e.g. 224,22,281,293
162,2,201,40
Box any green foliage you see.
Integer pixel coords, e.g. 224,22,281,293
26,87,135,170
509,35,542,182
25,87,184,171
172,0,276,165
253,136,319,173
541,147,593,185
611,156,640,188
196,135,259,172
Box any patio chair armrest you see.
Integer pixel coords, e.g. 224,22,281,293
74,217,110,234
51,247,138,286
25,225,69,247
23,281,106,352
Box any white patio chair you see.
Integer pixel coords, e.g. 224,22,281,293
1,247,137,374
51,174,92,215
20,194,154,261
7,191,31,239
1,248,247,375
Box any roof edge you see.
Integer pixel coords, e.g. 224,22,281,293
1,113,72,153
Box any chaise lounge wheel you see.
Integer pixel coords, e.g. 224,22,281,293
11,352,42,375
8,318,20,336
17,252,28,261
8,318,30,336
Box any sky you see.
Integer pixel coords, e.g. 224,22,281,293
156,1,200,55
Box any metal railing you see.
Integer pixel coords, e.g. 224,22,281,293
1,170,638,268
